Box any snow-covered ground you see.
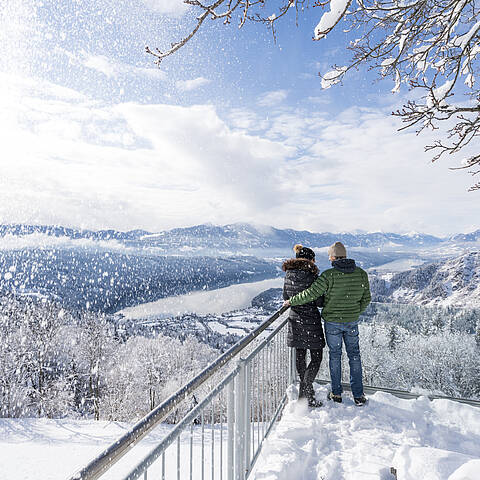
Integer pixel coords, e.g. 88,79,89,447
208,320,245,335
118,277,283,318
0,418,228,480
2,385,478,480
252,384,480,480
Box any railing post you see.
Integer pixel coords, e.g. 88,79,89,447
244,360,251,475
234,359,246,480
227,380,235,480
288,347,296,385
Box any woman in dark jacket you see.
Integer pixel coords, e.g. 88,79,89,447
283,244,325,407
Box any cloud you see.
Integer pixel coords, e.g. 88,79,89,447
213,102,477,236
176,77,211,91
306,95,332,105
83,54,117,77
141,0,189,17
83,54,166,81
0,74,293,231
0,73,476,236
257,90,288,107
287,107,476,235
227,108,269,131
116,102,294,216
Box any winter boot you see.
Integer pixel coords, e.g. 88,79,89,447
354,395,367,406
327,391,342,403
305,383,323,408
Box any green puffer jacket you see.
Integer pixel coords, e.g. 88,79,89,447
289,258,371,323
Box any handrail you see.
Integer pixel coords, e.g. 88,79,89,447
123,367,240,480
69,304,289,480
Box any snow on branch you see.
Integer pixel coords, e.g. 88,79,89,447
313,0,352,39
321,66,348,88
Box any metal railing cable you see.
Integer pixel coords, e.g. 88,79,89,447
314,379,480,407
69,304,290,480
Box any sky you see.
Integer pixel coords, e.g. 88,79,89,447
0,0,478,236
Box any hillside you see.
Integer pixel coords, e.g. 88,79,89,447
371,252,480,308
0,249,278,313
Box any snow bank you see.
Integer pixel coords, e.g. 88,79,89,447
392,446,478,480
0,418,222,480
252,384,480,480
0,418,146,480
2,386,478,480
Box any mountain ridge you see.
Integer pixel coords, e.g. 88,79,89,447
371,251,480,308
0,222,460,250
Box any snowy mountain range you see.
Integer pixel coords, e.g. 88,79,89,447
371,251,480,308
0,222,465,251
137,223,447,250
0,222,478,313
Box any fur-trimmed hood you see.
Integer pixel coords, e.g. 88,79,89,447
282,258,319,275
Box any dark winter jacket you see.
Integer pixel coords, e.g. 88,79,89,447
282,258,325,349
289,258,371,323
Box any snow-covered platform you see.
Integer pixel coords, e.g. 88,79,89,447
0,419,176,480
252,384,480,480
0,385,479,480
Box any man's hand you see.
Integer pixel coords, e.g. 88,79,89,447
283,299,291,308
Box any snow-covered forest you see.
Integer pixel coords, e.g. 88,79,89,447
0,295,216,420
346,322,479,399
1,283,479,423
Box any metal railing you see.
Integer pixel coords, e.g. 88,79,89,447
69,302,480,480
313,379,480,407
69,305,292,480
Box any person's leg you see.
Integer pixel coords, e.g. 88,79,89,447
295,348,307,398
304,348,323,385
325,322,343,396
303,348,323,406
343,321,364,398
295,348,307,381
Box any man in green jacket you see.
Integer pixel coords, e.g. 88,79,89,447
284,241,371,406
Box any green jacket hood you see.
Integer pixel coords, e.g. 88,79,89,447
331,258,356,273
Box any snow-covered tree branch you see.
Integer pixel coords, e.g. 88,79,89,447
147,0,480,190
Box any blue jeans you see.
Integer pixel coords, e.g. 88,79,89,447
325,320,364,398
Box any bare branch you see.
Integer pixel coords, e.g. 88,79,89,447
146,0,480,189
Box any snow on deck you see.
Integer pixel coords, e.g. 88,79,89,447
0,419,224,480
1,385,479,480
252,384,480,480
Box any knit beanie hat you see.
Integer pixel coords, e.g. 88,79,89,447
328,241,347,258
293,244,315,261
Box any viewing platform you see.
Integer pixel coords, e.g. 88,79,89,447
2,307,476,480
